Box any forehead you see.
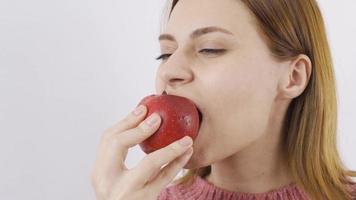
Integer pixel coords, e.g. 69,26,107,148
164,0,255,38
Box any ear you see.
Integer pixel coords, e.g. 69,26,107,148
276,54,312,100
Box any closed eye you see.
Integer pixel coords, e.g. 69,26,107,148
155,53,171,61
155,49,226,61
199,49,226,55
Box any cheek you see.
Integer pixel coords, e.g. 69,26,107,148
215,62,277,137
205,59,277,119
188,60,278,167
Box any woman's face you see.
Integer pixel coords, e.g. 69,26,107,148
155,0,286,168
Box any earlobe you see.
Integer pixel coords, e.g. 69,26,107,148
276,54,312,100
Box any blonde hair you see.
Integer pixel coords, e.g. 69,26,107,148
160,0,356,199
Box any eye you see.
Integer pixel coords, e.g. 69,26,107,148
155,53,171,61
155,49,226,61
199,49,226,55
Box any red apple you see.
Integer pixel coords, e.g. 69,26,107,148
137,94,201,154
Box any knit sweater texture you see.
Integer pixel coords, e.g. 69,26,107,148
158,175,356,200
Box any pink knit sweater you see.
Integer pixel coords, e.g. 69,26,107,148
158,175,356,200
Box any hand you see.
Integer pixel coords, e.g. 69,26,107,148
90,105,194,200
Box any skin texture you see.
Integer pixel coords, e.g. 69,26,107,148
155,0,312,193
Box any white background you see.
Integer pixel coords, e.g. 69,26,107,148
0,0,355,199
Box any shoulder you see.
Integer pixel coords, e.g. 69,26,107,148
350,182,356,192
346,181,356,198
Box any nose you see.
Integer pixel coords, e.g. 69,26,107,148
157,52,194,89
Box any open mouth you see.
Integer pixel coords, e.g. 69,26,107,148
197,107,203,127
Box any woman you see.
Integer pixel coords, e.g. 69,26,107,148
91,0,356,199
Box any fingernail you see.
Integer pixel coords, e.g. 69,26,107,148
133,105,144,116
179,136,192,146
146,113,159,126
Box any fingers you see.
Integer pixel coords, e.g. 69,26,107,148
115,113,162,150
93,105,150,172
149,147,193,191
131,136,193,185
102,105,148,140
91,106,162,198
96,112,162,175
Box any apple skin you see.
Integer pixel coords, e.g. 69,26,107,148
137,94,200,154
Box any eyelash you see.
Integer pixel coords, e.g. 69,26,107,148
155,49,226,61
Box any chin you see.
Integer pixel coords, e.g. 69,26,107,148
181,157,198,169
182,157,209,170
182,161,195,169
183,160,193,169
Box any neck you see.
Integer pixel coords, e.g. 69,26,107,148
206,105,294,193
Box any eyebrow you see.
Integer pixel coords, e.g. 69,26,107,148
158,26,234,42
